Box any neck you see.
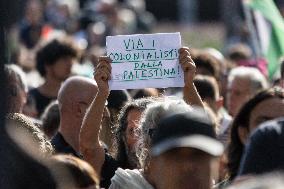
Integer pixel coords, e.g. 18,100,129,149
39,76,62,97
59,121,79,153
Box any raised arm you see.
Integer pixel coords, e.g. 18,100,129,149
79,56,112,176
179,47,204,108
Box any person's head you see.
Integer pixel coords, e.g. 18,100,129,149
139,98,194,157
227,66,268,117
41,101,60,139
228,87,284,180
21,0,44,49
115,97,154,168
194,75,223,114
58,76,98,152
5,113,54,157
238,118,284,176
192,50,221,81
24,0,43,25
133,88,160,99
5,64,28,114
227,43,252,63
36,39,78,81
50,154,100,189
146,111,223,189
107,90,131,124
136,99,220,188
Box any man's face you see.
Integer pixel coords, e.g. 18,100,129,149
151,148,218,189
227,77,252,117
48,56,74,81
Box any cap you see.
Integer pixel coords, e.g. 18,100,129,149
150,111,224,157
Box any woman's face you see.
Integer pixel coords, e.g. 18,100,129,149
249,97,284,131
125,109,142,151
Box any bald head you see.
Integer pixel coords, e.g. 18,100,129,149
57,76,98,152
58,76,98,112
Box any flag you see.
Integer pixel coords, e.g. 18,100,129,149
244,0,284,78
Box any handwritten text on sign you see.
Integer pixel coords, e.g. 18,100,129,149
106,33,183,90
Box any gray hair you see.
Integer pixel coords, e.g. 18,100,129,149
228,67,268,94
136,98,193,169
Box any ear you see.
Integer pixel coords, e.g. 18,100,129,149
238,127,249,145
216,96,224,110
72,101,84,118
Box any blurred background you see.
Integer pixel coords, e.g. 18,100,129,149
3,0,284,90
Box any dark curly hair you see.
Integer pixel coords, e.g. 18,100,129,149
227,87,284,180
114,97,154,169
36,39,78,77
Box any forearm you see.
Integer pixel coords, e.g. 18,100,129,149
183,83,204,108
79,91,107,174
80,91,107,150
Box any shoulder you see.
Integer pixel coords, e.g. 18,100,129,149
110,168,154,189
110,168,140,185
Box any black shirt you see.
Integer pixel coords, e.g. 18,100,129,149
29,88,56,117
100,153,119,188
51,132,80,157
51,132,119,188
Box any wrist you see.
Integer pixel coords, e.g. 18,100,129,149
184,82,195,89
97,90,109,100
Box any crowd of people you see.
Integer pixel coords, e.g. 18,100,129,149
2,0,284,188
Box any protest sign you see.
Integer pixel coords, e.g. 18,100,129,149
106,33,183,90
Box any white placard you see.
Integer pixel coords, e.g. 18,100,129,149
106,33,183,90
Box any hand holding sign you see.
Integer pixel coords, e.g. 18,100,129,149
179,47,196,88
106,33,183,90
94,56,112,97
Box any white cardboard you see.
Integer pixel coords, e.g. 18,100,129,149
106,33,183,90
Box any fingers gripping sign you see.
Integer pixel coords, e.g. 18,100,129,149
106,33,183,90
179,47,203,108
179,47,196,88
94,56,112,96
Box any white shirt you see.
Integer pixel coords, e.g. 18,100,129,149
109,168,155,189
